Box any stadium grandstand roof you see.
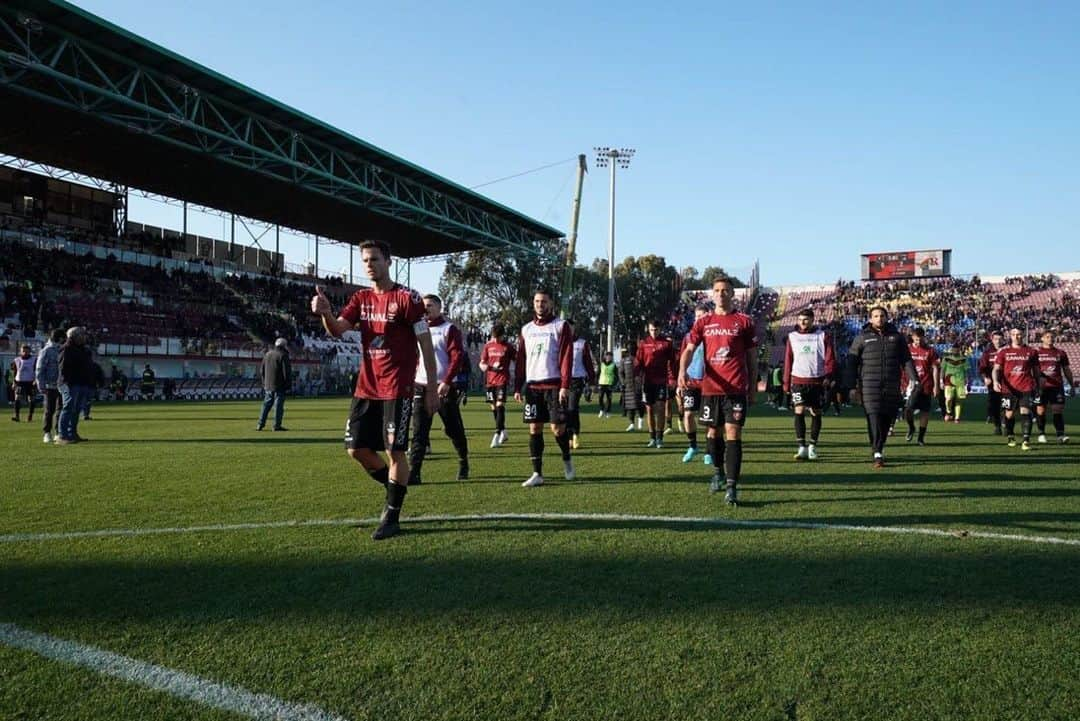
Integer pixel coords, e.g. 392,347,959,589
0,0,563,258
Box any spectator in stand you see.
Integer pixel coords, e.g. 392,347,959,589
256,338,291,431
56,326,95,444
141,364,156,399
35,328,64,442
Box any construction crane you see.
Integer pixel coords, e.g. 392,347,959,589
560,154,587,315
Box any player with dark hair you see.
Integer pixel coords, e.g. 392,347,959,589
977,330,1007,434
903,327,940,446
844,306,919,469
408,294,470,484
992,327,1040,451
678,276,758,504
311,239,438,540
782,308,836,460
479,323,514,448
939,342,969,423
636,320,676,449
565,320,596,449
514,288,575,487
596,350,617,419
1034,329,1073,444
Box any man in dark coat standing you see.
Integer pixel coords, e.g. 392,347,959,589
844,306,918,468
256,338,291,431
56,327,96,444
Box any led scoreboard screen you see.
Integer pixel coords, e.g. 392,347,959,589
861,249,951,281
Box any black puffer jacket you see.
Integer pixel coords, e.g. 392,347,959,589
58,342,97,388
844,321,918,413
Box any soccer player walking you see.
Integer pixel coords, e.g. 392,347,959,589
514,288,575,488
677,304,710,463
678,276,758,504
992,328,1040,450
408,294,470,484
596,351,617,419
565,320,596,449
978,330,1007,434
11,344,36,423
782,309,836,460
844,307,918,469
479,324,514,448
636,320,676,448
311,240,439,541
1034,330,1074,444
939,342,969,423
903,328,940,446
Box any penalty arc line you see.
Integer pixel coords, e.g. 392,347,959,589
0,513,1078,546
0,623,351,721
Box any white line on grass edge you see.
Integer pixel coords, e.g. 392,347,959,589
1,513,1078,546
0,623,349,721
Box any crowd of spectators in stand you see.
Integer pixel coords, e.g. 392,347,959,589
0,227,362,365
822,274,1079,346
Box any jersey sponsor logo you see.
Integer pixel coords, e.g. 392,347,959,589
704,327,742,337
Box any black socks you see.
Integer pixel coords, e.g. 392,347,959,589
724,439,742,481
529,433,544,474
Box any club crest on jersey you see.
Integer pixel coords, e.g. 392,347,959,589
387,302,399,320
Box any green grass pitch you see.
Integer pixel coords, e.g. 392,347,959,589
2,396,1078,720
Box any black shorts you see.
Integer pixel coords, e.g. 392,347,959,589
699,394,748,427
1035,388,1066,406
680,387,702,413
566,378,587,411
344,396,413,452
522,384,567,425
485,385,507,405
789,384,824,411
906,390,932,413
643,383,669,405
14,380,34,401
1001,393,1033,412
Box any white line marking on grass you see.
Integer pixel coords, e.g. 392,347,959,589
2,513,1079,546
0,623,350,721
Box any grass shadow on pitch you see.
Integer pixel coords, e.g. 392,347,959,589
2,524,1078,625
87,437,337,445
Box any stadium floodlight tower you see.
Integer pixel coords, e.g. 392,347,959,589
594,146,635,353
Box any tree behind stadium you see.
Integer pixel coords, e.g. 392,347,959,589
438,238,566,333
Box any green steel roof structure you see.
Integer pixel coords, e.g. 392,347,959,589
0,0,563,257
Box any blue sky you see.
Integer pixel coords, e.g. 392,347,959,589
77,1,1080,292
